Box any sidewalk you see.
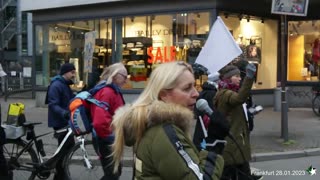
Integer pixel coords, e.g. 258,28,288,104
250,106,320,162
1,98,320,165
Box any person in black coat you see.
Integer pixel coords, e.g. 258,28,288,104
47,63,76,180
193,72,220,151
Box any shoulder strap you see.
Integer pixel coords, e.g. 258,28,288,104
86,98,109,110
163,124,203,180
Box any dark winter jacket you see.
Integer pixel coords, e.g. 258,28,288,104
125,101,224,180
214,77,254,166
91,84,125,140
193,81,218,151
48,75,75,128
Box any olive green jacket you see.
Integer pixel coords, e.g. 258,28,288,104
214,77,254,166
133,101,224,180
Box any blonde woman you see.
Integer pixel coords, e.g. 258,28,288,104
112,61,229,180
91,62,127,180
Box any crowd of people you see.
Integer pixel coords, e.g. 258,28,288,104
1,59,262,180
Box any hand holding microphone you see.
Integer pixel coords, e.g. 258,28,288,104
196,99,230,153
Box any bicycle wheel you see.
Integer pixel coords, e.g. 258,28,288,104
64,140,103,180
3,139,38,180
312,95,320,116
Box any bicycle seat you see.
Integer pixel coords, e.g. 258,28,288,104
22,122,42,128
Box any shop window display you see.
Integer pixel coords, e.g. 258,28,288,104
34,13,211,90
220,14,278,89
288,20,320,81
34,11,279,90
35,19,112,88
120,13,211,89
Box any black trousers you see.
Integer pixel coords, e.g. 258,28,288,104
53,129,75,180
93,137,121,180
222,162,252,180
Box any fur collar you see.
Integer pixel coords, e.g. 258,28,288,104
147,101,194,135
114,100,194,146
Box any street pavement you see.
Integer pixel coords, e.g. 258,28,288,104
1,97,320,166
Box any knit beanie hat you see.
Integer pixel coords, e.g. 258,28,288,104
60,63,75,75
219,65,240,80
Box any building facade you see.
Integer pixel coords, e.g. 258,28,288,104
21,0,320,107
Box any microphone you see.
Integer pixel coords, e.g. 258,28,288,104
196,99,246,160
196,99,213,116
196,99,231,137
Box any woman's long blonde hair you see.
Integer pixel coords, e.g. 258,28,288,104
112,61,193,172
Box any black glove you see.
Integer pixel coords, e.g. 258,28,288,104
207,111,230,140
206,142,225,154
205,111,230,153
206,111,230,154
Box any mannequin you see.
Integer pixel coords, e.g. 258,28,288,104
246,39,261,63
246,38,261,82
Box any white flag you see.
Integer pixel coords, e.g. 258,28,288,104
195,16,242,73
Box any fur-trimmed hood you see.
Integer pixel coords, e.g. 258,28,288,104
113,100,194,146
147,101,194,133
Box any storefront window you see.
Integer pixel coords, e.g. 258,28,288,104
35,19,112,87
220,13,278,89
119,12,211,89
35,12,211,89
35,12,279,90
288,20,319,82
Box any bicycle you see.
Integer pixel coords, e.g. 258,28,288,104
63,135,104,179
311,86,320,116
2,122,103,180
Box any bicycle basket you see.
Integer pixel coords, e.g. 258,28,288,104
1,124,26,139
